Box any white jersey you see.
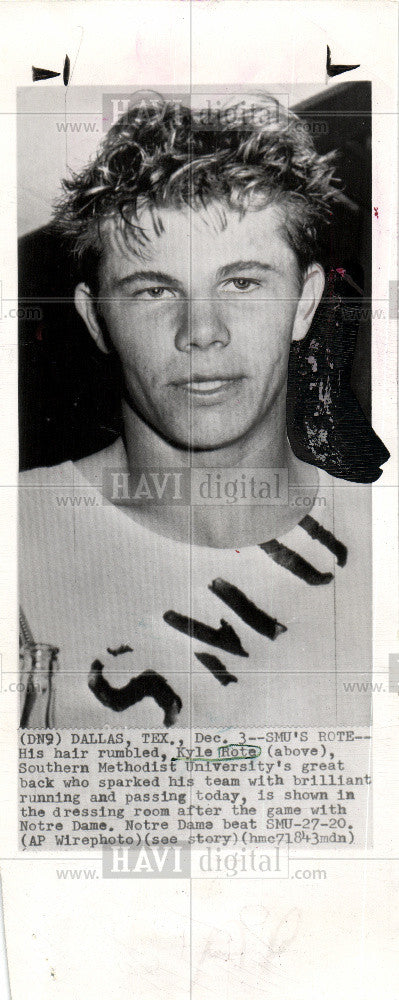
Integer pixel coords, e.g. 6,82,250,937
19,440,372,728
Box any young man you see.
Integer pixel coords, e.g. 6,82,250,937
19,94,372,728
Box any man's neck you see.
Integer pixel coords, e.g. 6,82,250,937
114,401,319,548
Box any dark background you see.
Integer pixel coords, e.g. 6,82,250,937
18,81,389,482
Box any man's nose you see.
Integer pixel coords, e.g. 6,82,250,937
174,298,231,352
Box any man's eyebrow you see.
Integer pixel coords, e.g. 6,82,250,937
113,269,185,290
112,261,279,290
216,260,278,280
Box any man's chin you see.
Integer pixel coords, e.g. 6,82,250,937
165,426,249,453
122,394,251,452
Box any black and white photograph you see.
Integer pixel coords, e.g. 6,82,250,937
0,3,398,999
18,82,388,728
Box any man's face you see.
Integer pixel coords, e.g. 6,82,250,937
92,203,314,451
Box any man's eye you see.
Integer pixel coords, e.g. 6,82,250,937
223,278,260,292
134,286,177,300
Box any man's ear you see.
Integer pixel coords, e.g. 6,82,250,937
74,283,111,354
291,264,325,343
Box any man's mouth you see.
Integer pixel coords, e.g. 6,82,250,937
172,376,244,397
